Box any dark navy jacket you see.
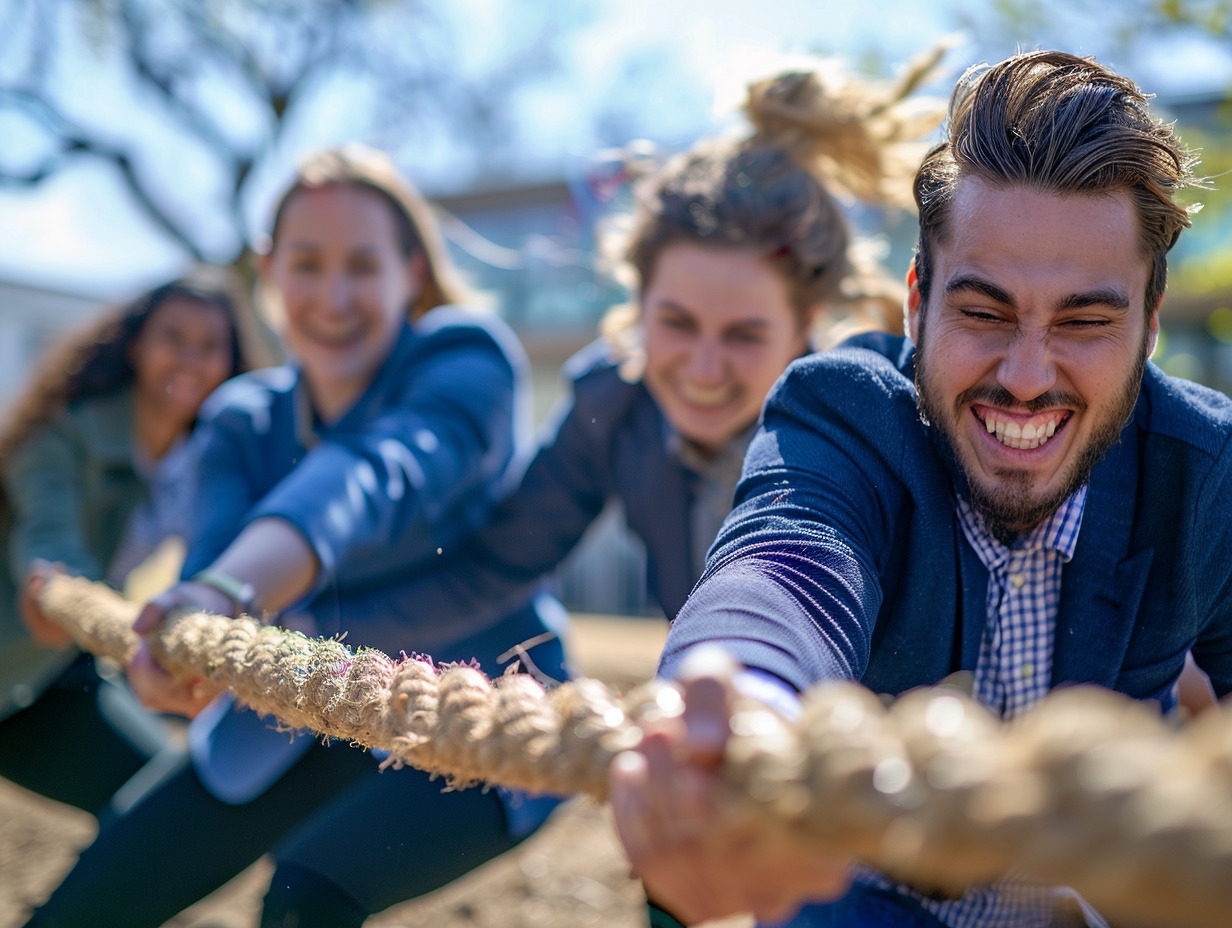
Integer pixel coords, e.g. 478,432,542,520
346,339,704,629
183,307,562,802
660,333,1232,703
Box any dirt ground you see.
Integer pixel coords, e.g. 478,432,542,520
0,616,754,928
0,782,649,928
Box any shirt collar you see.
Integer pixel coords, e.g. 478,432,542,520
956,484,1088,570
664,418,759,484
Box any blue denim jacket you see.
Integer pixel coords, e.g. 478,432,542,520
661,332,1232,702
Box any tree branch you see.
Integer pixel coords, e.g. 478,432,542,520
114,0,241,163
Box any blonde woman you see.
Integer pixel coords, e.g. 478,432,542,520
21,146,567,928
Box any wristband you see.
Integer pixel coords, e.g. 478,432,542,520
189,569,257,617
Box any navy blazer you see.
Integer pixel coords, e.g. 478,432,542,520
345,340,704,631
660,333,1232,704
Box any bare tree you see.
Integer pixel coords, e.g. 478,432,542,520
0,0,586,332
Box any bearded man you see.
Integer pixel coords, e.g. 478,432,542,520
612,50,1231,928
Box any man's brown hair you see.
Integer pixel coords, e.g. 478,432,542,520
913,49,1199,314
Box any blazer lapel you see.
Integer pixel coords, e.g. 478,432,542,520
617,397,695,619
1052,427,1153,689
653,463,695,618
957,518,989,670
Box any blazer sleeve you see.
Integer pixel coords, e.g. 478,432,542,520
328,363,619,653
244,321,524,592
658,349,911,692
4,417,100,582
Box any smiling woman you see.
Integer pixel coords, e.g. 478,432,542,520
331,50,946,645
264,184,425,422
0,271,246,814
639,241,809,452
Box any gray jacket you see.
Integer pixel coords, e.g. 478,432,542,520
0,387,147,720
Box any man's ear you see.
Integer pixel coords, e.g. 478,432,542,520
906,260,922,344
1147,296,1162,357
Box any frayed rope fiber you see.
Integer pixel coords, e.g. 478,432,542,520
37,573,1232,928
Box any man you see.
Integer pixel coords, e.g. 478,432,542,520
610,50,1232,928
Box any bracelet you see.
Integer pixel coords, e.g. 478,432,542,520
189,569,258,617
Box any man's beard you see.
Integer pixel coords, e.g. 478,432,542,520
915,332,1148,544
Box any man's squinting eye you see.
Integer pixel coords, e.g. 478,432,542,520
958,309,1006,323
1058,318,1111,329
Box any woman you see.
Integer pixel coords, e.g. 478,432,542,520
0,274,245,815
341,56,939,633
20,145,567,928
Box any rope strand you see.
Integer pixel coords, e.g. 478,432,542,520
36,572,1232,928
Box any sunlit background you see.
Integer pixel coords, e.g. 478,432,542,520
3,0,1232,612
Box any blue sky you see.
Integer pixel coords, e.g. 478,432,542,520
1,0,1230,299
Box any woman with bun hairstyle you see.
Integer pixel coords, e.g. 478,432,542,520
339,51,942,641
0,272,245,817
20,144,568,928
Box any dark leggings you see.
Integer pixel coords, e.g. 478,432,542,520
0,654,166,816
22,719,546,928
262,766,525,928
22,738,375,928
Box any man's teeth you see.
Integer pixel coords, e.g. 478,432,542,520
981,412,1061,450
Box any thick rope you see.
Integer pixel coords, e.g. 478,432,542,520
37,573,1232,928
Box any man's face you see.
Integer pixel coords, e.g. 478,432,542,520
909,178,1158,540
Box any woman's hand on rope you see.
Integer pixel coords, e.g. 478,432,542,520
126,581,231,718
19,560,75,647
609,649,852,925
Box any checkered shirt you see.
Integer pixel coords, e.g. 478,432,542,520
958,487,1087,720
854,488,1110,928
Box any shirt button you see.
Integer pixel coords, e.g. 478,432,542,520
1010,573,1026,588
1020,663,1035,679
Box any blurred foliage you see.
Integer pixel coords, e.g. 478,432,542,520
1156,112,1232,390
954,0,1232,50
1166,117,1232,299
